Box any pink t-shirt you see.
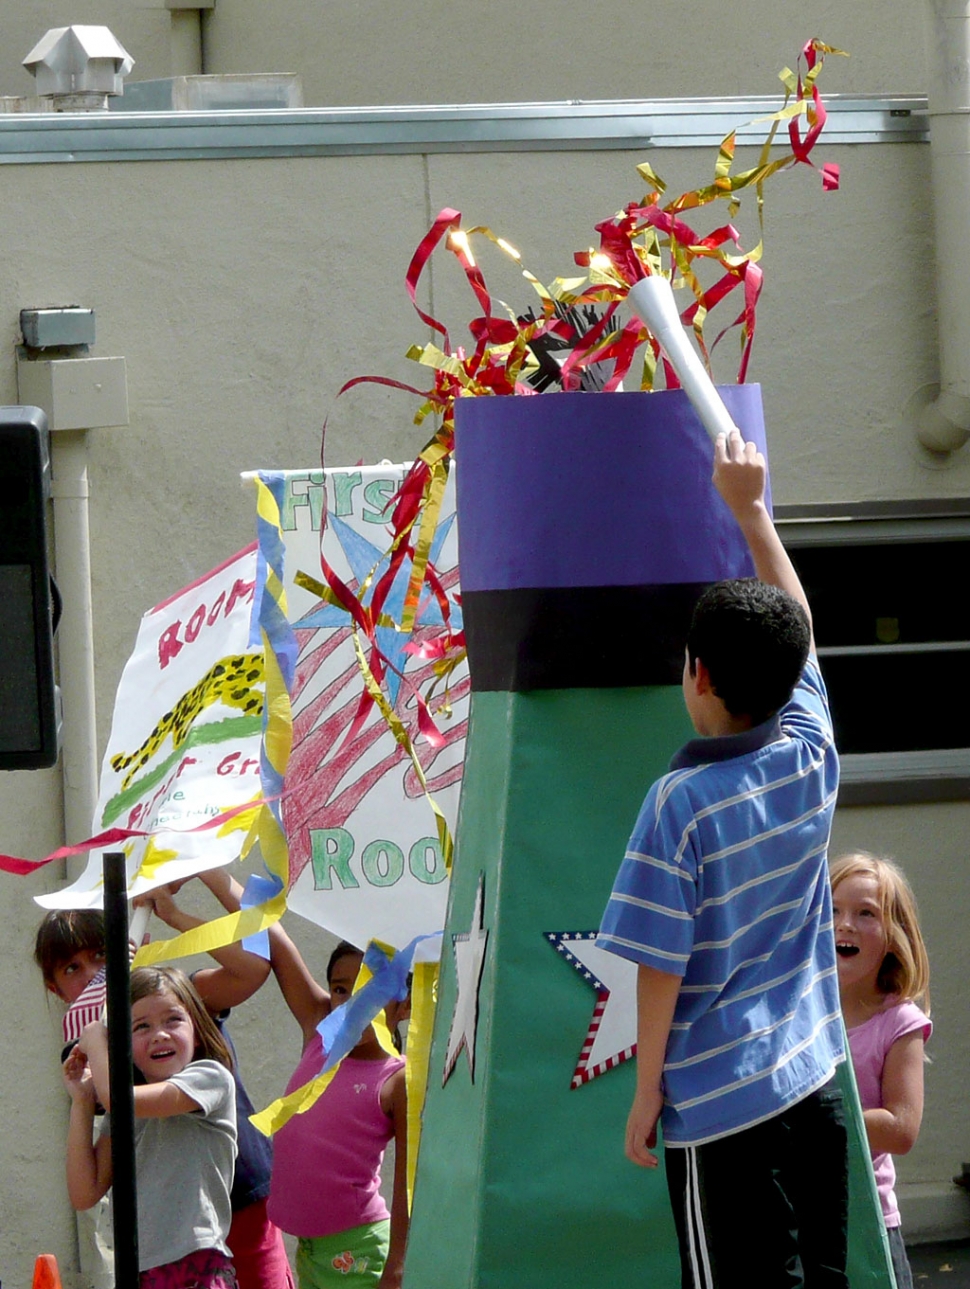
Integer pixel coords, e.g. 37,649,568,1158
267,1032,404,1239
847,999,932,1227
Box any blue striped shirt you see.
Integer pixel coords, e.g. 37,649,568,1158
597,657,844,1146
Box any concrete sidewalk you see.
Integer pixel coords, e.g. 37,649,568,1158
910,1240,970,1285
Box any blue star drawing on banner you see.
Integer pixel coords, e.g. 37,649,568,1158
545,931,638,1088
294,511,461,707
443,873,488,1086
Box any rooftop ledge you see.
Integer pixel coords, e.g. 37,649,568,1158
0,94,927,164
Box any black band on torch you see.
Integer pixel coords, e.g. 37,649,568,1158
461,583,708,692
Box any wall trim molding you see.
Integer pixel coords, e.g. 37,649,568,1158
0,94,926,164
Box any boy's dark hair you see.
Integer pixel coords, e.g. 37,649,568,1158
130,966,234,1071
35,910,105,984
687,579,810,726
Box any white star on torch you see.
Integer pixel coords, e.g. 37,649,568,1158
443,873,489,1086
545,931,638,1086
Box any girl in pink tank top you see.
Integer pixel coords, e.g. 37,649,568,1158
265,939,409,1289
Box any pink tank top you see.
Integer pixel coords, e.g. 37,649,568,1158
267,1032,405,1238
848,999,931,1228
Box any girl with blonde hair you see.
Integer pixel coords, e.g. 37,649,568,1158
830,851,931,1289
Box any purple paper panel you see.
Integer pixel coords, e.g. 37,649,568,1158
454,387,770,593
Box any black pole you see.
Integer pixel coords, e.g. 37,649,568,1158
103,851,139,1287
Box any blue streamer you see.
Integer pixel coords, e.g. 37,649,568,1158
315,934,434,1072
240,871,281,959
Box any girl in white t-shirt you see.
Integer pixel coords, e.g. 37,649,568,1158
831,852,932,1289
64,965,238,1289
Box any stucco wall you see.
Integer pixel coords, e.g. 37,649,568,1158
0,2,933,108
0,137,960,748
203,2,928,107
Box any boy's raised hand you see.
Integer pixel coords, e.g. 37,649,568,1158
711,428,814,649
712,429,767,522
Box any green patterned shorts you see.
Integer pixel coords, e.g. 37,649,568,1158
295,1221,390,1288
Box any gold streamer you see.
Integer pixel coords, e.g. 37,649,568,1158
399,459,448,633
132,891,286,969
405,959,438,1209
349,628,454,870
249,942,400,1136
250,1065,341,1137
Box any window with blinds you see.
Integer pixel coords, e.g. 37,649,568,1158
778,505,970,804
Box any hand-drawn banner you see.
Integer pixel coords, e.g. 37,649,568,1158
260,466,465,949
37,546,265,910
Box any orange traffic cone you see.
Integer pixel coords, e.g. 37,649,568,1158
31,1255,62,1289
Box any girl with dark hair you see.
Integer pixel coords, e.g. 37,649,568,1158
266,941,410,1289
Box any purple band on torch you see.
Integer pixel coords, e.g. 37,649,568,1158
454,387,769,593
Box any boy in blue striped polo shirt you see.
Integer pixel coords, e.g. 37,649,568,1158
598,428,846,1287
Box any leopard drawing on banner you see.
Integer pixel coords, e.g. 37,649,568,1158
110,653,264,791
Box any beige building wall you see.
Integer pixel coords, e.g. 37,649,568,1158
0,5,930,107
0,4,967,1285
203,2,928,106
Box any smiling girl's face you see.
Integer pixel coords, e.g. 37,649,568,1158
832,872,889,995
131,989,197,1083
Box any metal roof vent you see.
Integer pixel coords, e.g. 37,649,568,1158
23,26,134,111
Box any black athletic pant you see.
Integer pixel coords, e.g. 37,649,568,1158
664,1079,849,1288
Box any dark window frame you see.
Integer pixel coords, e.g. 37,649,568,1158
776,498,970,806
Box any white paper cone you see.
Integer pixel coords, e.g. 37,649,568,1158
627,276,739,444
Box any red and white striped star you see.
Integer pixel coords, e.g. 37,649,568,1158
545,931,637,1088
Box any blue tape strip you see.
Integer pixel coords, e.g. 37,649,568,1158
240,871,281,959
315,934,433,1071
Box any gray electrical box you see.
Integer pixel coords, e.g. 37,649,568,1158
21,307,95,350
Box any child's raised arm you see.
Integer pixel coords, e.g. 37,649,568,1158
195,867,332,1048
76,1022,203,1120
713,429,815,653
133,871,271,1013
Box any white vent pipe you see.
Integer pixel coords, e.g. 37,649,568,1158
918,0,970,452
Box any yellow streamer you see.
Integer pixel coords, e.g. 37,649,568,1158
405,960,438,1209
349,628,453,870
259,809,289,893
399,459,448,633
251,474,293,898
250,940,400,1136
250,1064,342,1137
357,953,399,1058
254,476,283,530
132,890,286,969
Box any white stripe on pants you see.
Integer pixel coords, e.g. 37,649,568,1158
685,1146,714,1289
